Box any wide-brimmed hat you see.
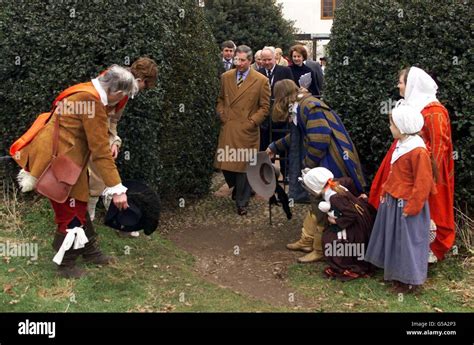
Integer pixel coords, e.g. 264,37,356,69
299,167,334,196
105,180,160,235
246,151,276,199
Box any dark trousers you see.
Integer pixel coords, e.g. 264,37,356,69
222,170,252,208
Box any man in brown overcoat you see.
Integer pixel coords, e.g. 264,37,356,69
215,45,271,215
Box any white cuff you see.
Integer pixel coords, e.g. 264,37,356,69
52,227,89,265
112,135,122,147
102,183,127,197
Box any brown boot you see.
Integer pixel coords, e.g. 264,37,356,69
82,214,116,265
52,232,86,279
297,225,324,263
286,231,313,253
297,250,324,263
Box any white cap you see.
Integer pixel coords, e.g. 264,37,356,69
302,167,334,195
392,104,424,135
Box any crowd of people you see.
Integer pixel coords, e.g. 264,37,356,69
9,40,455,295
215,40,455,293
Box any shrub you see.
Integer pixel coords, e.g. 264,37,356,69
0,0,220,201
324,0,473,211
204,0,296,52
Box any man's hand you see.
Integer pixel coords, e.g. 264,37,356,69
111,143,119,159
113,193,129,210
266,147,275,159
358,193,368,200
328,216,337,225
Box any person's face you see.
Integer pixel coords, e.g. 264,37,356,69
222,47,234,60
389,117,403,139
234,52,251,72
107,90,125,105
136,78,146,91
261,50,275,70
292,52,304,66
398,74,406,97
275,51,282,60
255,54,262,66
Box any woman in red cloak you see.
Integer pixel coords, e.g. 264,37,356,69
369,66,455,263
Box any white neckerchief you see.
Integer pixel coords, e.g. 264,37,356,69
91,78,108,106
391,134,426,164
290,101,299,125
404,67,439,113
323,184,348,202
52,227,89,265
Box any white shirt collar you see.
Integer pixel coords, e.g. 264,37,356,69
266,65,276,75
391,135,426,164
91,78,108,106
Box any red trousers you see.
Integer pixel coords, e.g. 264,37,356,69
49,198,87,234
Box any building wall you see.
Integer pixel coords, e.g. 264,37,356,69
277,0,333,36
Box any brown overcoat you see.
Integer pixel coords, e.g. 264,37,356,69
14,91,121,202
214,68,270,172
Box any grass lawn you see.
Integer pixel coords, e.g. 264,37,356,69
1,192,472,313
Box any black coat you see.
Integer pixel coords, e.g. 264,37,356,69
304,60,324,95
289,63,320,97
258,65,294,101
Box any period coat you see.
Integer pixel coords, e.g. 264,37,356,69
14,87,121,202
368,102,454,260
321,177,376,280
214,68,271,172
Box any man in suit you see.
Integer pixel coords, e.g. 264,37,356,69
218,40,236,75
215,45,271,215
258,46,294,151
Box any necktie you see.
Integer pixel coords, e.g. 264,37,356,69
225,60,231,71
237,72,244,87
267,69,273,85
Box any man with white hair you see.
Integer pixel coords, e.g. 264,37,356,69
13,65,138,278
251,50,263,70
258,46,293,150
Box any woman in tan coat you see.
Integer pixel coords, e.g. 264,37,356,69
87,57,158,241
14,65,138,278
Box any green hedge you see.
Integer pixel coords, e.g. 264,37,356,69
324,0,473,210
204,0,295,52
0,0,220,201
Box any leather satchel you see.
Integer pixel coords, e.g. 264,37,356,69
35,110,90,203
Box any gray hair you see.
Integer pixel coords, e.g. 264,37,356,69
98,65,139,98
262,46,276,57
254,49,262,58
236,45,253,61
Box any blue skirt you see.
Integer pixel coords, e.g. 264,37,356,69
365,194,430,285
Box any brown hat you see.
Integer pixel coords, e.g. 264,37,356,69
246,152,276,199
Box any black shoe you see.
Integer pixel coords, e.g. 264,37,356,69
237,207,248,216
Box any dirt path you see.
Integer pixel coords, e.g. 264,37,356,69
164,175,320,309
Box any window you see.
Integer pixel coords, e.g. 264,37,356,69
321,0,342,19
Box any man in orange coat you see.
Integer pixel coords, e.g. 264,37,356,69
369,67,455,263
14,66,138,278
